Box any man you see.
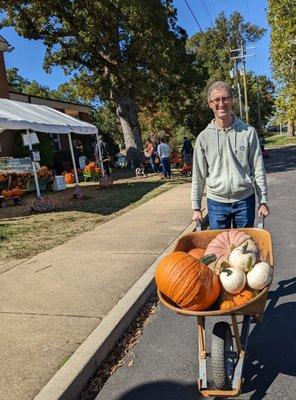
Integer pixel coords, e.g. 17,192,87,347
157,137,171,179
191,81,269,229
181,136,193,164
94,134,110,176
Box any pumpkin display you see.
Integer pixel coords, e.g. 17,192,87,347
64,173,75,184
204,230,251,274
155,251,221,311
247,262,273,290
188,247,205,259
228,243,257,272
219,266,246,294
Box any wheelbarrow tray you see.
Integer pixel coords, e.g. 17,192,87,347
157,227,274,397
158,227,274,317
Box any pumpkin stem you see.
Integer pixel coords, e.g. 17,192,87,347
241,243,248,254
220,261,233,275
201,253,217,265
229,244,236,252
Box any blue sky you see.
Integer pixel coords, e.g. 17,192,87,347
1,0,271,90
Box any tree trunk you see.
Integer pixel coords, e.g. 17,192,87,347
113,89,144,169
287,121,295,137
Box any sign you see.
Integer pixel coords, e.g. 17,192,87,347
0,157,33,173
22,131,39,147
32,151,41,162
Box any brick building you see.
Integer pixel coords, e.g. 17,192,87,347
0,35,94,161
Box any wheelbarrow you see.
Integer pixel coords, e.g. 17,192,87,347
157,220,274,398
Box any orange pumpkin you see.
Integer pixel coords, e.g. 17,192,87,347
204,230,251,274
11,188,23,197
188,247,205,259
2,189,13,197
219,292,236,311
233,288,254,306
64,173,75,184
219,288,254,311
155,251,221,311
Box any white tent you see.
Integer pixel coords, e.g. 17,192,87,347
0,99,97,134
0,99,101,196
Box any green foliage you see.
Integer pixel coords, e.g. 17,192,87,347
268,0,296,129
245,73,275,131
6,67,30,92
188,12,265,83
91,103,124,147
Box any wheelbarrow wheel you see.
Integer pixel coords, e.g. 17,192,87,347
211,321,235,389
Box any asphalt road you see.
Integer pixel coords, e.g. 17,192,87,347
92,146,296,400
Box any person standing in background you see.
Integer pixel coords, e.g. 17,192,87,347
181,136,193,164
157,137,171,179
94,134,110,176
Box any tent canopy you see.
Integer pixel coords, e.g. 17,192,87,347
0,98,97,135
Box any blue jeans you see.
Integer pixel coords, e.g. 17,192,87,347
161,157,171,178
207,194,255,229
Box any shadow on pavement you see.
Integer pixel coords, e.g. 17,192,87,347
115,381,202,400
264,146,296,174
243,277,296,399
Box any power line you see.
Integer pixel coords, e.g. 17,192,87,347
184,0,204,33
200,0,214,27
206,1,217,24
244,0,251,22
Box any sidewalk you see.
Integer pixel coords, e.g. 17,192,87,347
0,182,201,400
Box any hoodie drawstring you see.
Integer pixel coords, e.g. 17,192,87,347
216,128,220,156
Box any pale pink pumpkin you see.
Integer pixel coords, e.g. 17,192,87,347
204,230,250,275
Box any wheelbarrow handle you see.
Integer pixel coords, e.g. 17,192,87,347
195,220,202,231
257,215,265,229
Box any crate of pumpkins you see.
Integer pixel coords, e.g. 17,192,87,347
155,228,274,316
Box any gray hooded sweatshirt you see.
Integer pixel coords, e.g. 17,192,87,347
191,117,267,210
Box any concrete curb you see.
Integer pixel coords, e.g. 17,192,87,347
34,220,198,400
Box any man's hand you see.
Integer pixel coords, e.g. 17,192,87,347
192,209,203,222
258,203,269,218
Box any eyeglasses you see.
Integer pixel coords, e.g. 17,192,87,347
210,96,232,105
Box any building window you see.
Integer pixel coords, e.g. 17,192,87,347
50,133,62,151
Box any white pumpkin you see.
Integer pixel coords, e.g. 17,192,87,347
228,243,256,272
247,262,273,290
240,238,260,262
220,267,246,294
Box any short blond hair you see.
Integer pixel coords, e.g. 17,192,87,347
207,81,233,101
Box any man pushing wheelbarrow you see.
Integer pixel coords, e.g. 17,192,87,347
156,81,273,397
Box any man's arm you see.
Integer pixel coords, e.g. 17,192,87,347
249,130,270,217
191,136,208,219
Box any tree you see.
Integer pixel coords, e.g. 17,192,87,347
245,73,275,132
6,67,30,92
1,0,194,167
187,12,267,130
268,0,296,136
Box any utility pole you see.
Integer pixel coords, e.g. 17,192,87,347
229,41,255,124
256,79,262,135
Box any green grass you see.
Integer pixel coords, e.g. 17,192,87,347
0,174,190,260
265,134,296,148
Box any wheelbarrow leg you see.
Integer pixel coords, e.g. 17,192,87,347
232,315,251,390
197,316,208,390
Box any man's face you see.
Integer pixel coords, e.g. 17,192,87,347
208,88,233,120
